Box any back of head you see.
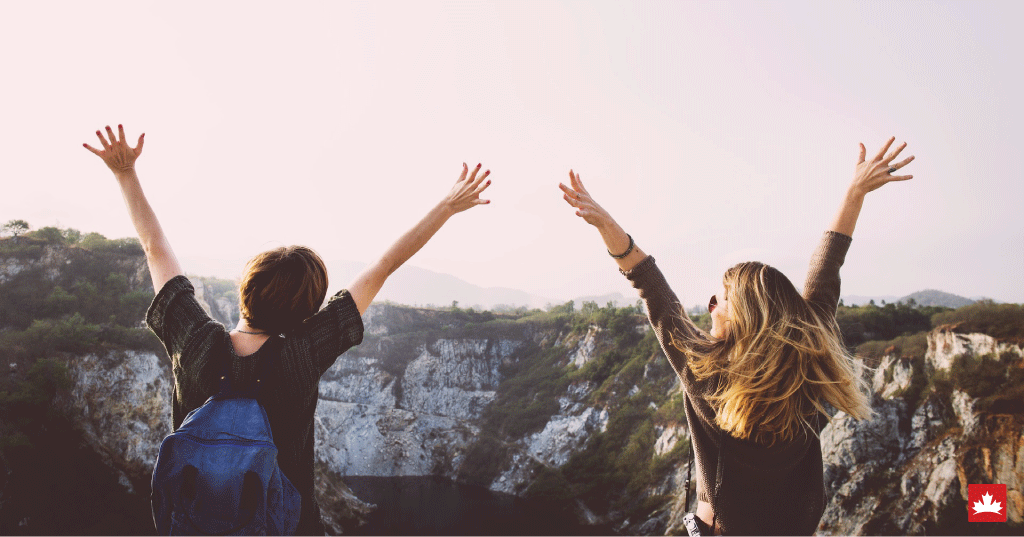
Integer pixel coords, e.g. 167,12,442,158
699,262,870,444
238,246,328,335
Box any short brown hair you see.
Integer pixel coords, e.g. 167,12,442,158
239,246,328,334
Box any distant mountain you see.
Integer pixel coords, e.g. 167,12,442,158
840,295,901,307
325,259,556,310
841,290,980,309
571,292,633,309
325,259,991,312
897,289,976,308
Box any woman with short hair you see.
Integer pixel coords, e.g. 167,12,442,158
85,124,492,535
558,138,914,535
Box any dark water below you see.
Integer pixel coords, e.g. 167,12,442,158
342,476,614,536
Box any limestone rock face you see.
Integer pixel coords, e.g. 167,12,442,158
817,331,1024,534
59,350,172,492
491,384,610,494
47,280,1024,536
0,243,149,289
569,325,601,368
927,327,1023,371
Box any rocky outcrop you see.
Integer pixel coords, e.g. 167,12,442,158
491,381,609,494
47,285,1024,536
817,327,1024,534
0,242,148,290
927,327,1024,371
189,277,239,328
58,350,172,493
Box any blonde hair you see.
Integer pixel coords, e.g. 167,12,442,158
676,262,870,445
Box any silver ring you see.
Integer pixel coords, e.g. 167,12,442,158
888,167,897,174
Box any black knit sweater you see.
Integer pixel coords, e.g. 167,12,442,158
621,231,852,535
147,276,364,535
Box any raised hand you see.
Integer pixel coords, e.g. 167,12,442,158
443,163,492,215
348,162,495,314
558,170,615,229
850,137,914,196
558,169,644,270
829,137,916,237
83,124,145,175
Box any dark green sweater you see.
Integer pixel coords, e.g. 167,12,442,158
621,231,852,535
147,276,364,535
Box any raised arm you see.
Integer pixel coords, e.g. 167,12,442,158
805,137,916,313
347,163,492,314
829,136,915,237
84,125,183,291
558,170,647,271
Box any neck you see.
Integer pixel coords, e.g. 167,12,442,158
233,320,267,335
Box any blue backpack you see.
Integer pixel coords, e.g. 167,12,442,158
151,352,301,535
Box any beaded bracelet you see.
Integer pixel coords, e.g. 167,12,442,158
608,233,634,259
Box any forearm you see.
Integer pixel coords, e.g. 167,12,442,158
828,187,866,237
114,170,182,290
378,201,452,276
595,220,646,272
350,201,453,314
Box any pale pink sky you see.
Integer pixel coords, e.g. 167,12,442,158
2,1,1021,304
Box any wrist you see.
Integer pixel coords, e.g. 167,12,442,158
113,168,138,182
845,185,868,201
435,199,457,220
595,218,620,235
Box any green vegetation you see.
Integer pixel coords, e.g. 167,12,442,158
1,219,30,238
0,231,159,362
931,300,1024,342
948,352,1024,414
835,301,951,348
0,227,166,533
456,300,684,520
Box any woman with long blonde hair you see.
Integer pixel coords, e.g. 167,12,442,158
558,138,914,535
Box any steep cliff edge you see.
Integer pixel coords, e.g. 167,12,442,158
36,308,1024,535
5,238,1022,534
817,327,1024,534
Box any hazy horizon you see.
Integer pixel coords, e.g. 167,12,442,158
3,1,1022,305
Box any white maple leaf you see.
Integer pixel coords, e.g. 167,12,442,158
972,492,1003,515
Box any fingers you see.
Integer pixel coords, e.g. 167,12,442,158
105,125,117,146
117,124,126,144
467,162,481,184
135,133,145,155
873,136,895,161
569,169,583,192
888,155,914,173
470,167,489,189
883,142,907,164
83,143,102,156
858,143,866,164
96,130,111,149
558,182,581,205
473,173,491,194
459,163,468,182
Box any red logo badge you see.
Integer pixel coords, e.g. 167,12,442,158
968,484,1007,523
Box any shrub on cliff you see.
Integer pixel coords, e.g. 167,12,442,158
836,302,950,347
931,300,1024,342
950,352,1024,414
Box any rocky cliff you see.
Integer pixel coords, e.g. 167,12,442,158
60,309,1023,535
5,239,1021,534
817,327,1024,534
